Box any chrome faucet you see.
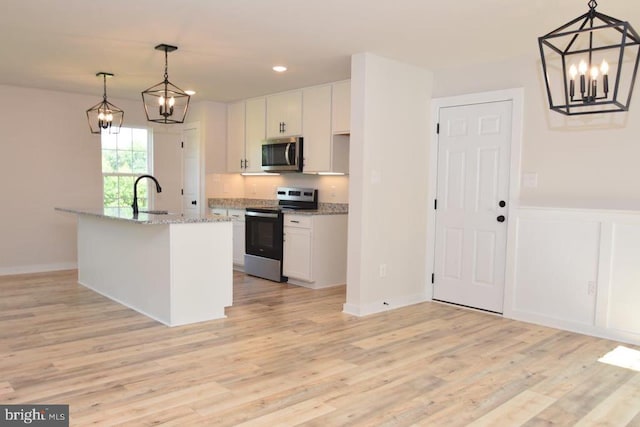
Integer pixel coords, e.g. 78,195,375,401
132,174,162,215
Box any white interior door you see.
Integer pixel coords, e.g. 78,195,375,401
182,125,201,215
433,100,512,313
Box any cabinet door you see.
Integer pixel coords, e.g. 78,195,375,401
267,91,302,138
302,85,332,172
245,97,266,173
210,208,227,216
283,226,312,281
232,219,245,266
226,101,246,172
332,81,351,134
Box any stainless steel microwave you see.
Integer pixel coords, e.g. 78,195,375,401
261,137,303,172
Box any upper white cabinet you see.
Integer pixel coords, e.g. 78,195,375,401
226,101,245,173
302,85,332,172
244,97,266,173
227,80,350,174
331,80,351,134
302,83,349,174
266,91,302,138
226,97,265,173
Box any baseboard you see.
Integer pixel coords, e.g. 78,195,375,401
0,262,77,276
343,292,429,317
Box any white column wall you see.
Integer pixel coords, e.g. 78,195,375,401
344,53,433,316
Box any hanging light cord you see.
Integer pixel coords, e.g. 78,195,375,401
102,73,108,101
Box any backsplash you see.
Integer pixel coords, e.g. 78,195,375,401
205,173,349,204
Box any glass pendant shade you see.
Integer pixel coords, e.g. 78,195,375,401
141,44,191,124
86,72,124,134
538,0,640,115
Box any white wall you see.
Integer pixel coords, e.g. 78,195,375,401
432,55,640,210
0,85,205,275
344,53,433,316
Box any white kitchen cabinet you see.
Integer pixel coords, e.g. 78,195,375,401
302,85,332,172
283,219,313,282
210,208,245,268
210,208,227,216
331,80,351,134
226,98,265,173
228,209,246,266
266,91,302,138
244,97,266,172
302,84,349,174
226,101,246,173
283,213,348,288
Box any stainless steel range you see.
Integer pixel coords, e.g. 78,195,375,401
244,187,318,282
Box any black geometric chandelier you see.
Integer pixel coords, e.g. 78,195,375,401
538,0,640,115
141,44,191,124
86,72,124,134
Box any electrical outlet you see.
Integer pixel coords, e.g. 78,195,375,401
379,264,387,278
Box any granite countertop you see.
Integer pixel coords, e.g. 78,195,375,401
56,207,232,225
208,198,348,215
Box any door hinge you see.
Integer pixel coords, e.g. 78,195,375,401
181,141,184,148
181,189,184,195
436,123,440,134
434,199,437,210
431,273,435,284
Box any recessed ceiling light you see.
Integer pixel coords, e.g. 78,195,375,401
185,90,196,95
272,65,287,73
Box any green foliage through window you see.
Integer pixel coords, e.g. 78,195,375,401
101,127,151,212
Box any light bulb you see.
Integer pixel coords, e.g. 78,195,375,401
569,64,578,79
590,66,599,79
600,59,609,75
98,112,105,120
106,113,113,122
159,96,165,106
579,60,588,75
169,96,175,107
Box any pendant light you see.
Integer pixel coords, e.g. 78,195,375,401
141,44,191,124
538,0,640,115
86,72,124,134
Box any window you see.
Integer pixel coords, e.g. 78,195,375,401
101,127,152,214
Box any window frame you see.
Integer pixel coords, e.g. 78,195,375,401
100,126,154,213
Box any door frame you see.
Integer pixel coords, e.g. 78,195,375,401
426,88,524,302
182,121,204,215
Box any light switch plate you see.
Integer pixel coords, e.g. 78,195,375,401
522,173,538,188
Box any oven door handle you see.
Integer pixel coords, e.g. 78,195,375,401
246,211,279,219
284,143,291,165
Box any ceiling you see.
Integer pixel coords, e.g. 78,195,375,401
1,0,638,103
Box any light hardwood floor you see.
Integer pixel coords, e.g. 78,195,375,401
1,270,639,426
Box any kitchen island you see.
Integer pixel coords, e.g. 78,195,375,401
56,208,232,327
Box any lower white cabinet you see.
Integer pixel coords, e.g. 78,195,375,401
283,213,347,288
228,209,245,267
210,208,245,268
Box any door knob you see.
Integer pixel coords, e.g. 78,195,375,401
499,200,506,207
191,200,197,205
497,215,505,222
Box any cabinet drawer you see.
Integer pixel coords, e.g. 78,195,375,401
227,209,245,222
210,208,227,216
284,214,312,228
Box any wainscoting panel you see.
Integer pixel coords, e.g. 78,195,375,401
504,206,640,345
